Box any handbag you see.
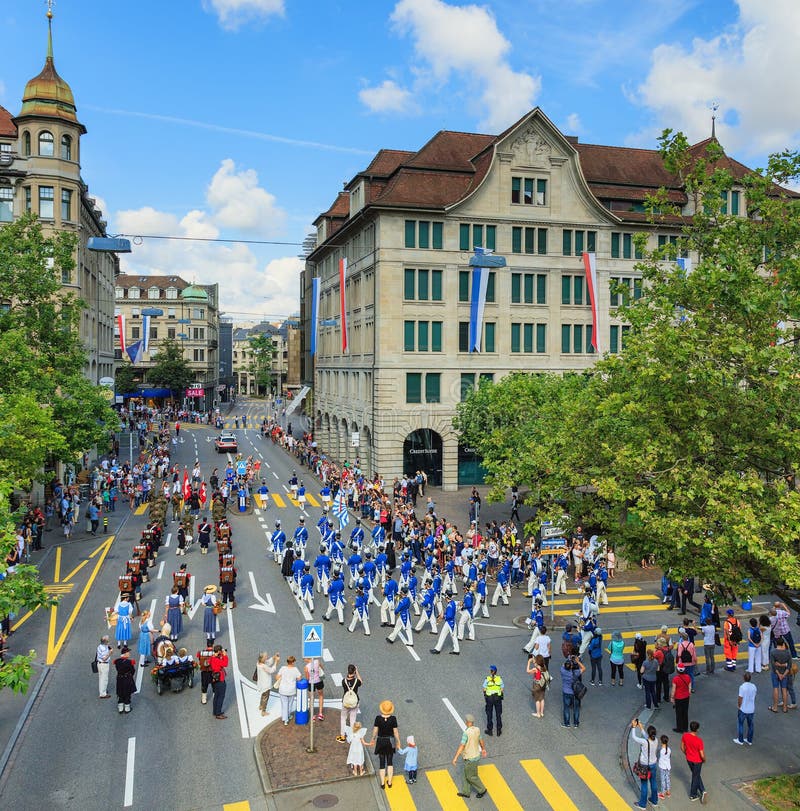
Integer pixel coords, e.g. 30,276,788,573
91,657,99,674
632,761,650,779
572,676,587,700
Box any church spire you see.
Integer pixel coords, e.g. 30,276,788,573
710,101,719,140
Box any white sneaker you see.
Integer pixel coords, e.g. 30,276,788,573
732,738,744,745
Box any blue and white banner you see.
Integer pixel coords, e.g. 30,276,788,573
142,314,151,353
676,257,693,275
333,487,350,529
126,339,143,365
310,276,320,357
468,266,490,353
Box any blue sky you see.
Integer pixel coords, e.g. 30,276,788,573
2,0,798,320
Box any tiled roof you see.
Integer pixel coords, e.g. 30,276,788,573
404,130,494,171
372,168,478,209
116,274,190,289
591,184,688,204
575,142,682,189
363,149,415,176
0,105,16,138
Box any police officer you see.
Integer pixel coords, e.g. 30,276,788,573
483,665,504,736
430,590,460,655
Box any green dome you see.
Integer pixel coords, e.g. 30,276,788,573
181,284,209,302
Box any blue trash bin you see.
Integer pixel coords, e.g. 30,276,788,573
295,678,310,725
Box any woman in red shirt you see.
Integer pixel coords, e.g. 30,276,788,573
670,665,692,733
680,721,706,803
210,645,229,720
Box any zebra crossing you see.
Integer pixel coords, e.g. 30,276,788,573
551,584,664,616
386,754,630,811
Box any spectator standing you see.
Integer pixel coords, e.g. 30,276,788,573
96,635,112,698
607,630,626,686
700,619,717,676
560,655,586,728
657,734,672,800
723,608,742,671
680,721,707,803
630,720,659,810
769,636,792,713
640,649,660,709
670,665,691,733
746,617,762,674
369,700,401,790
734,671,756,745
338,663,363,743
451,713,487,799
256,652,279,717
210,644,229,720
397,734,418,784
771,601,797,658
275,655,302,725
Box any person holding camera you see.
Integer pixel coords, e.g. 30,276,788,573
560,654,586,728
209,644,229,719
630,719,660,809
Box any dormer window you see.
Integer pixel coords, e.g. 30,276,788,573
148,286,160,300
115,287,123,298
128,287,140,299
165,287,178,300
38,131,54,157
61,135,72,161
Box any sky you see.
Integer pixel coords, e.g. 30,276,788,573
2,0,799,322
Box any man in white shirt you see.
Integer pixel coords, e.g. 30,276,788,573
97,635,112,698
734,671,757,745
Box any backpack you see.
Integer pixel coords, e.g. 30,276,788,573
572,675,587,701
751,627,761,644
679,643,693,664
729,621,743,644
562,638,575,658
662,649,675,675
342,679,359,709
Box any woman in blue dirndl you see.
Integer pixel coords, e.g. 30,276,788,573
115,595,133,648
164,587,184,641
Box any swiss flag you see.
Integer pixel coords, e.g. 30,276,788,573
183,469,191,501
199,482,207,506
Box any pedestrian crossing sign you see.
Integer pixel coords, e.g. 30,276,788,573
302,622,324,658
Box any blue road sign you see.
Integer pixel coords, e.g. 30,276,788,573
302,623,324,659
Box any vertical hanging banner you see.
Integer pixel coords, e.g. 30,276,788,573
310,276,320,357
468,247,506,353
142,314,151,353
339,257,348,353
116,313,126,356
582,252,601,354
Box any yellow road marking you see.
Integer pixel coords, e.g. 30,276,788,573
255,495,269,509
61,558,89,583
553,594,658,606
271,493,286,508
287,495,300,508
426,769,468,809
11,608,38,632
478,763,523,811
43,584,74,595
305,493,320,507
555,604,665,616
134,503,148,515
222,803,251,811
46,536,115,664
53,546,61,583
386,774,417,811
520,759,579,810
565,754,629,810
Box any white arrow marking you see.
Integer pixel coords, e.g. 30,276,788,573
248,570,276,613
187,598,204,620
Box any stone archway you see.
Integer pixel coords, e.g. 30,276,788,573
403,428,443,487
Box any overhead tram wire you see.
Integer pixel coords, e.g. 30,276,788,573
116,234,305,247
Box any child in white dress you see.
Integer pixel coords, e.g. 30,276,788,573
346,721,367,776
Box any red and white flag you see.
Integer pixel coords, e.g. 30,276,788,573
182,468,191,501
116,313,126,356
582,252,601,354
339,257,348,353
199,482,207,506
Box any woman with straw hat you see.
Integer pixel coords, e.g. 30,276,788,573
201,585,219,646
368,699,401,789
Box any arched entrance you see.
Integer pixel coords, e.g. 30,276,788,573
403,429,443,487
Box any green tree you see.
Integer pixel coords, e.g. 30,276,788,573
0,213,118,691
247,333,276,396
114,364,139,397
456,137,800,604
147,337,194,397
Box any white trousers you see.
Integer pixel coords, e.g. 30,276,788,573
387,616,413,645
434,623,460,653
348,611,370,635
324,599,344,623
97,662,110,696
457,610,475,641
491,583,510,606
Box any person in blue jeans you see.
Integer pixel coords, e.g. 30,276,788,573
560,655,586,727
630,720,659,808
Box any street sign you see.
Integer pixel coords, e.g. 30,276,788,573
236,460,247,476
540,537,568,555
302,623,324,659
540,521,566,539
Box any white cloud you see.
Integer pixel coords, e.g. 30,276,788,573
206,159,286,236
203,0,284,31
563,113,582,135
359,80,415,114
635,0,800,156
112,163,299,319
365,0,540,131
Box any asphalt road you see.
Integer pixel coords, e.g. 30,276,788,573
1,397,797,811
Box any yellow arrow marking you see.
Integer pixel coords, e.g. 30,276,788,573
53,546,61,584
46,536,115,665
61,558,89,583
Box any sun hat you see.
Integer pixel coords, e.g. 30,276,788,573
204,584,217,594
379,700,395,715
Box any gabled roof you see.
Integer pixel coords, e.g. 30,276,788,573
0,105,16,138
362,149,415,177
575,142,682,189
116,274,190,290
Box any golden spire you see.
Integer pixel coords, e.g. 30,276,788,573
47,1,54,60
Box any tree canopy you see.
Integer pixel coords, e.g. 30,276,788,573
147,337,194,395
455,134,800,604
247,333,277,396
0,214,116,692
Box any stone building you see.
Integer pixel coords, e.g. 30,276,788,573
0,11,117,383
302,107,756,490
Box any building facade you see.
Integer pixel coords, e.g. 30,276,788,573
303,108,755,490
232,321,293,397
114,274,220,409
0,13,118,383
